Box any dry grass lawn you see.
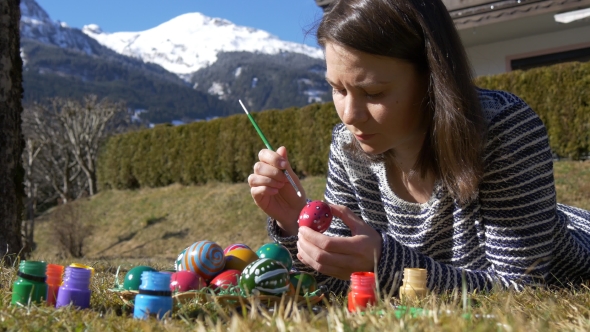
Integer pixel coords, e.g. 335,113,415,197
1,160,588,331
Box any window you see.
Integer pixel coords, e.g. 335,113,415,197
511,47,590,71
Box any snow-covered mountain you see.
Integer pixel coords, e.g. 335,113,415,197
82,13,323,78
19,0,330,124
20,0,102,55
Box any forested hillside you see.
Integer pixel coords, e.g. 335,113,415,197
21,40,235,123
190,52,330,112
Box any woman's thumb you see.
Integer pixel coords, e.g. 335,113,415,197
276,146,291,167
329,204,364,235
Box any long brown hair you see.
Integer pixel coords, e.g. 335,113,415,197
316,0,486,203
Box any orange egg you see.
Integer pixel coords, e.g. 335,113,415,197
224,248,258,271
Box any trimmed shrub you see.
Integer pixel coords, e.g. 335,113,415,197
475,62,590,159
97,102,341,190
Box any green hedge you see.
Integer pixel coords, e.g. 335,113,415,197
97,102,341,190
475,61,590,160
98,61,590,190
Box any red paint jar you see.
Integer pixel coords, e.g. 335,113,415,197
347,272,377,312
46,264,64,306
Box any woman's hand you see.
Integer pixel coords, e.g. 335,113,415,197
248,146,306,236
297,204,383,280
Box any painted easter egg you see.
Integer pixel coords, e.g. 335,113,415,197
256,243,293,271
176,247,188,271
181,240,225,280
298,200,333,233
224,248,258,271
209,269,241,290
170,270,206,293
289,272,317,296
239,258,290,296
123,266,156,291
223,243,251,255
287,280,296,296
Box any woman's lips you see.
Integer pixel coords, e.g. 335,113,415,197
354,133,375,141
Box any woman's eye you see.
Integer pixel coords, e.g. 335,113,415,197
332,88,346,95
366,92,382,99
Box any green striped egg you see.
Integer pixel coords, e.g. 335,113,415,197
239,258,290,296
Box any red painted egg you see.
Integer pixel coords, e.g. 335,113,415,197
209,269,241,290
298,200,333,233
223,243,251,255
169,270,206,293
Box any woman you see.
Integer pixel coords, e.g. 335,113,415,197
247,0,590,295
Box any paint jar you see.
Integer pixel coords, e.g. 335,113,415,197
11,260,48,306
55,266,92,309
69,263,95,277
399,268,427,300
134,271,173,320
347,272,377,312
46,264,64,306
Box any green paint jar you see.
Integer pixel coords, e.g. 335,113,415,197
11,260,48,306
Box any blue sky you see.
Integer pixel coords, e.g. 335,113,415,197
35,0,325,47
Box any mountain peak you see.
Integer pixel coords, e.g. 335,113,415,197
82,24,102,35
82,11,323,77
20,0,52,25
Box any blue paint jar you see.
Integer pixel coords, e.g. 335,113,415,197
133,271,173,320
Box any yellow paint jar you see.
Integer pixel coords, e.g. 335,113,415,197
399,268,427,300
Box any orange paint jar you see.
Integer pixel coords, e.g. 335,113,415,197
347,272,377,312
46,264,64,306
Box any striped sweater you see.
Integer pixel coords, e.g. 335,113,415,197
268,89,590,295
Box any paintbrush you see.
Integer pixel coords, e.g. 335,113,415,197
239,99,302,198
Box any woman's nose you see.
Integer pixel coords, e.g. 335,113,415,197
340,95,368,125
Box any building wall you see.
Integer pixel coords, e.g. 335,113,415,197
466,24,590,77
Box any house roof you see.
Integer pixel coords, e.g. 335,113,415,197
450,0,590,29
314,0,590,29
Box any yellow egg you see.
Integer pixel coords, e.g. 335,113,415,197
224,248,258,271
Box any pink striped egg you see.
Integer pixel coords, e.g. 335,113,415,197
223,243,251,255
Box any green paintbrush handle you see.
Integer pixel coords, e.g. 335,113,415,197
246,113,274,151
242,104,302,197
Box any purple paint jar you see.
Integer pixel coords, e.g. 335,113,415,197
55,266,92,309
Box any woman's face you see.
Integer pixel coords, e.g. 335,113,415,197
325,42,429,156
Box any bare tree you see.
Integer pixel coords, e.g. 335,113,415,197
57,96,126,196
0,0,25,264
22,137,44,251
23,96,126,199
20,96,126,253
24,102,84,204
51,203,94,258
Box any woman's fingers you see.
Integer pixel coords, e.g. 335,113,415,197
297,240,351,279
296,220,382,276
297,234,351,268
258,149,288,170
248,172,285,189
297,226,362,255
250,184,279,197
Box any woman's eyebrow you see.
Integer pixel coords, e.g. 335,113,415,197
325,77,390,88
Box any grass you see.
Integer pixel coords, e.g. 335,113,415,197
1,161,590,331
31,176,327,262
553,161,590,210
